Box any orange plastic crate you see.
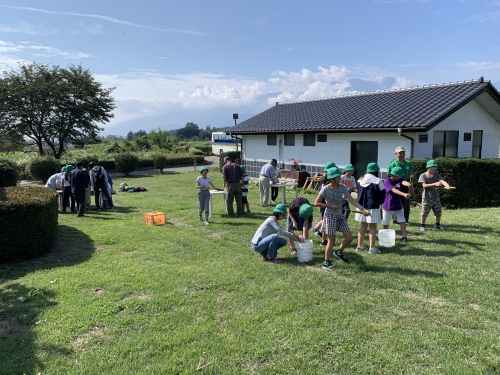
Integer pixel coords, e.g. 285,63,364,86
143,212,166,226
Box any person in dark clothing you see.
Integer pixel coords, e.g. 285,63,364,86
88,162,114,210
70,161,89,217
222,156,243,217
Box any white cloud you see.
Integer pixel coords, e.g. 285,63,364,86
467,2,500,23
0,40,91,69
454,61,500,70
0,5,208,36
79,22,103,35
90,65,415,125
0,20,58,35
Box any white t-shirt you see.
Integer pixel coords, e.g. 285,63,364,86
196,176,212,188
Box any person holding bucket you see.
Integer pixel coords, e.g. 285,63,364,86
355,162,386,254
251,204,305,263
381,166,410,244
196,166,223,225
286,197,313,255
314,167,369,269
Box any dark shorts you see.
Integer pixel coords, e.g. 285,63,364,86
242,196,248,204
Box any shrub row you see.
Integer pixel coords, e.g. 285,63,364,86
0,186,58,262
219,151,241,171
408,157,500,208
0,158,18,187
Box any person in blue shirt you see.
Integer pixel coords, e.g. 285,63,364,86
259,159,277,207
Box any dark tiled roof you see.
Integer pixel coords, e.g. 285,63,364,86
228,79,499,134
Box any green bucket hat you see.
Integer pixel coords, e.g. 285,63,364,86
426,159,438,168
390,166,405,177
82,168,87,172
327,167,342,180
273,204,287,215
323,162,337,172
65,165,74,172
366,163,380,173
240,165,246,172
299,204,313,219
199,166,208,173
61,166,67,173
344,163,355,171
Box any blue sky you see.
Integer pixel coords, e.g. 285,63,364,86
1,0,499,135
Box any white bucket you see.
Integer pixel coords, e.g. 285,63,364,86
378,229,396,248
296,239,314,262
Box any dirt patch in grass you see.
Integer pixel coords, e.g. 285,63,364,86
90,287,104,295
71,326,104,347
404,291,447,305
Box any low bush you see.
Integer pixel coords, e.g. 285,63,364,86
0,158,18,187
114,152,139,176
27,156,61,183
219,151,241,170
409,157,500,208
0,186,58,262
151,152,168,174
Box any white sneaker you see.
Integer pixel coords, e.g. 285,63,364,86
369,247,381,254
270,200,276,204
356,246,368,252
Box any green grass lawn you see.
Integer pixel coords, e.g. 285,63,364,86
1,171,500,375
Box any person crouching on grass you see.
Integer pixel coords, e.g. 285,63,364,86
418,159,450,231
355,163,386,254
314,167,369,269
382,166,410,244
196,166,222,225
251,204,304,264
286,198,313,255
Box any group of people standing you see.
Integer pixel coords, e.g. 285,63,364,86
45,162,114,216
251,146,450,269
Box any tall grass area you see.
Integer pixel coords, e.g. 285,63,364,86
1,171,500,374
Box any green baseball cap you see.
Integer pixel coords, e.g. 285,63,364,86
240,165,246,172
82,168,87,172
273,204,287,214
299,204,313,219
61,166,67,172
390,166,405,177
426,159,438,168
366,163,380,173
323,162,337,171
199,166,208,173
344,163,355,171
66,165,74,172
327,167,342,180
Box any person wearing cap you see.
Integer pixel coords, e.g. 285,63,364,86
314,167,369,269
341,163,357,220
61,165,76,213
70,161,89,217
270,163,282,205
418,160,450,231
196,166,223,225
222,156,244,217
286,197,313,254
258,159,277,207
312,162,337,246
387,146,414,224
240,166,251,214
251,204,305,263
382,166,411,244
355,162,386,254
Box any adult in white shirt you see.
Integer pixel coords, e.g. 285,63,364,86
259,159,277,207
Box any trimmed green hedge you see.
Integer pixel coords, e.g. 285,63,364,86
219,151,241,171
408,158,500,208
0,186,58,262
0,158,18,187
89,156,205,172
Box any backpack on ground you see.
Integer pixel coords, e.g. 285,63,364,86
93,167,106,188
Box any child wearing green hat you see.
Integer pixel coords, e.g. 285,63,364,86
341,163,357,220
196,166,223,225
286,198,313,254
312,162,337,246
382,166,411,244
251,204,305,263
418,160,450,231
314,167,369,269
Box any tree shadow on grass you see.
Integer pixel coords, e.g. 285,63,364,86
0,225,93,375
441,223,500,236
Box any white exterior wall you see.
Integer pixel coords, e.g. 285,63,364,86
242,132,412,171
413,99,500,159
